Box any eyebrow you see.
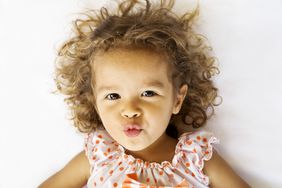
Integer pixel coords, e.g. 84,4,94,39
96,80,165,93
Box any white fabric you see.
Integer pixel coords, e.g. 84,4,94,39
84,128,219,188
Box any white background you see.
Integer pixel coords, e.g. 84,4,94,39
0,0,282,187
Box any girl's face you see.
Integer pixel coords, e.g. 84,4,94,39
92,48,187,151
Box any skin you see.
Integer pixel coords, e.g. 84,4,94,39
93,48,187,162
38,48,250,188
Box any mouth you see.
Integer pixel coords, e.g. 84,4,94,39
123,124,143,137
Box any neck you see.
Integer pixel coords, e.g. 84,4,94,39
125,132,178,163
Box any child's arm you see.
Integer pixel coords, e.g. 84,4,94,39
203,150,250,188
38,150,90,188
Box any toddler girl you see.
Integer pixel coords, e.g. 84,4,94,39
39,0,250,187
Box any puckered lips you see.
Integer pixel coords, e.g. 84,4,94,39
123,124,143,137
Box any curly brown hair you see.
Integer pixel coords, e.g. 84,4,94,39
53,0,222,138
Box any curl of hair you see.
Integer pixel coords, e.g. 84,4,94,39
53,0,222,137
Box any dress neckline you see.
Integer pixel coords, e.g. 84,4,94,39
114,131,192,169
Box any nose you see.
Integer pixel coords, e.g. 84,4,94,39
122,111,140,118
121,101,141,119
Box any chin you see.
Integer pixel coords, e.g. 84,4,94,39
123,143,148,151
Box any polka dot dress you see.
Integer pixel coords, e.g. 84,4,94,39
83,128,219,188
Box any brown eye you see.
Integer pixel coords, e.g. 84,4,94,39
106,93,120,100
141,90,157,97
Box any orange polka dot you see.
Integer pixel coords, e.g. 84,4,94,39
119,167,124,171
109,170,114,175
146,178,150,183
192,173,195,177
108,156,113,160
185,162,190,167
95,140,100,144
118,161,122,166
94,148,98,152
92,156,96,160
159,171,163,175
185,169,189,174
101,163,107,167
113,182,118,187
98,134,103,138
137,159,142,163
100,176,104,181
186,140,192,145
197,136,201,140
203,137,208,142
193,149,197,153
103,152,108,156
205,151,210,155
107,148,111,152
132,167,136,171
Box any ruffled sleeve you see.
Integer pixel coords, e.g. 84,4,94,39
84,128,122,175
175,130,220,186
84,131,96,173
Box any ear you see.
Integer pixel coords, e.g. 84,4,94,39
172,84,188,114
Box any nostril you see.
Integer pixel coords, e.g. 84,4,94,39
123,112,140,118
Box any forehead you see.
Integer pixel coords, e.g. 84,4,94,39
93,47,169,67
91,48,173,89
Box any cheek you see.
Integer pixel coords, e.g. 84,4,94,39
144,102,173,123
96,102,117,123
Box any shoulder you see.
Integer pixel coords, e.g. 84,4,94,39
178,130,250,187
38,151,90,188
203,150,251,188
177,130,219,161
176,130,219,185
84,129,114,162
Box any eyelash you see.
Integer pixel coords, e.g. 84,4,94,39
106,93,120,100
142,90,157,97
105,91,157,100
